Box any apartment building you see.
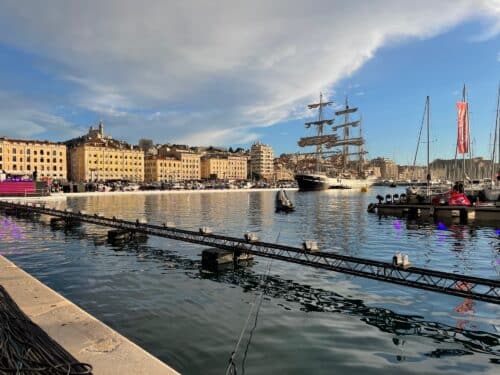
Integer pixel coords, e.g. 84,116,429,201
250,142,273,180
66,122,144,182
200,154,247,180
0,137,67,181
144,156,182,182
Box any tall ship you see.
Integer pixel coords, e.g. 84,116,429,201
295,93,376,191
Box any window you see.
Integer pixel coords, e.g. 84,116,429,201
53,166,57,171
12,148,16,154
27,165,31,171
40,150,44,155
53,150,56,156
12,156,16,162
53,158,56,163
27,149,30,155
34,150,37,155
34,158,37,163
13,164,16,170
40,157,44,163
27,156,30,162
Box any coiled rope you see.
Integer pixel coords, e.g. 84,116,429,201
0,285,93,374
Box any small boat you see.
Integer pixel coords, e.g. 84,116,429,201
276,189,295,212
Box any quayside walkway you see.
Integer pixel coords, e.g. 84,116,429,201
0,256,179,374
0,200,499,305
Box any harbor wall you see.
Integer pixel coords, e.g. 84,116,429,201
0,255,180,375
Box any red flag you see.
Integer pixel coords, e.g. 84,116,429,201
456,102,469,154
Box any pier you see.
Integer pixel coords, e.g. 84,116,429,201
368,202,500,225
0,200,499,304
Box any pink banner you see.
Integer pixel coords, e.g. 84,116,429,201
456,102,469,154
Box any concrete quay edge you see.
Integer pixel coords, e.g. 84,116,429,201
0,255,180,375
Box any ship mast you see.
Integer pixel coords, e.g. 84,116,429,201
343,97,349,172
335,98,362,176
297,94,366,176
300,93,335,173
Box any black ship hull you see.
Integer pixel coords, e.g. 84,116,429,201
295,174,332,191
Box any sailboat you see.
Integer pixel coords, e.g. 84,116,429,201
406,96,451,202
294,94,375,191
482,84,500,202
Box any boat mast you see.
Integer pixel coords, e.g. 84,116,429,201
359,115,364,175
343,97,349,173
316,93,324,173
426,96,431,195
492,83,500,184
299,93,334,174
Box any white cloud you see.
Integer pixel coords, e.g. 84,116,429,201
0,0,498,145
0,92,82,140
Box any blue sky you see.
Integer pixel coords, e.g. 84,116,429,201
0,1,498,165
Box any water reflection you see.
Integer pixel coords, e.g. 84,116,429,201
76,237,500,361
2,190,499,374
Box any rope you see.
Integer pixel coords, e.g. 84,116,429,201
0,285,93,374
225,229,279,375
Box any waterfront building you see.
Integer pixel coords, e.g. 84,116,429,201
144,156,182,182
0,137,67,181
200,153,247,180
66,122,144,182
398,165,426,181
273,159,294,181
250,142,274,180
369,157,398,180
159,149,201,181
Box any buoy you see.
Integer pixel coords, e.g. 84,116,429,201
303,240,319,252
244,232,259,242
392,252,411,268
199,227,213,235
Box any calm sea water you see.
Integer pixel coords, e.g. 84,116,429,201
1,188,499,375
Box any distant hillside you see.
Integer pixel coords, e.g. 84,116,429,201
430,157,499,180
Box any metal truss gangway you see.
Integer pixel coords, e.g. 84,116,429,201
1,200,499,305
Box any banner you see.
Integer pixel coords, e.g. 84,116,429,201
456,102,469,154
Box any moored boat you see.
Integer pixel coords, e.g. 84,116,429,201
294,94,374,191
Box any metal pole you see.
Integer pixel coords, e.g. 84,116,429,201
462,85,466,182
426,96,430,197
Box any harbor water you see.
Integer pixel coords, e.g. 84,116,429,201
1,188,499,374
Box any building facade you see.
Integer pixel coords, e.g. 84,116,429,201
369,157,398,180
163,151,201,181
0,137,67,181
250,142,273,180
66,122,144,182
200,154,247,180
144,156,182,182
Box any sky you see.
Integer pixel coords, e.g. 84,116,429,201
0,0,498,165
